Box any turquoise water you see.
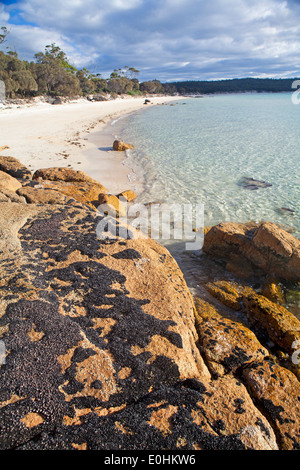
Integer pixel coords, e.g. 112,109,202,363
115,93,300,239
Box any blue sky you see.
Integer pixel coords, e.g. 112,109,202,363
1,0,300,82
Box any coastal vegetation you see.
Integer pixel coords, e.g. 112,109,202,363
0,34,165,99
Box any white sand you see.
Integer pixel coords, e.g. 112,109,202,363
0,95,180,194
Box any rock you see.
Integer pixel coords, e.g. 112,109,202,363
0,156,32,181
204,279,300,355
86,94,107,102
243,360,300,450
113,140,134,151
109,374,277,450
204,280,254,311
0,192,8,202
252,221,298,259
0,169,26,204
243,292,300,354
32,167,103,186
194,297,269,377
239,177,272,190
0,203,38,254
0,189,26,204
98,193,127,217
22,180,107,210
277,207,296,215
188,375,278,450
203,221,300,282
117,190,137,202
0,146,9,152
17,187,75,205
52,97,63,105
261,280,286,305
0,202,211,449
0,170,22,193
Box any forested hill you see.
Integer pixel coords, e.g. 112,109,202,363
167,78,300,95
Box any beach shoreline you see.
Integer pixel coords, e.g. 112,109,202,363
0,95,183,195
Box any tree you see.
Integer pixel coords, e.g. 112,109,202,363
140,80,164,94
108,66,140,94
34,43,81,96
108,76,134,94
0,51,38,97
123,66,140,80
11,69,38,96
0,26,8,45
76,68,96,95
109,66,139,80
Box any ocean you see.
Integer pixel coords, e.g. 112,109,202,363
111,93,300,316
115,93,299,239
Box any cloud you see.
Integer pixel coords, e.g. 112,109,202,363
1,0,300,81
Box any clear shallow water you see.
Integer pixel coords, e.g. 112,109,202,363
111,93,300,317
115,93,300,239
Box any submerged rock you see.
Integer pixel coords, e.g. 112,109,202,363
261,280,286,305
239,177,272,190
277,207,296,216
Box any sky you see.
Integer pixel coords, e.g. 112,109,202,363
1,0,300,82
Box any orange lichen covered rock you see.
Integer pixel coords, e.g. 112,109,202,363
40,180,107,209
261,280,285,305
17,187,73,205
194,297,268,377
204,280,254,311
98,193,126,217
33,167,101,185
243,292,300,354
113,140,134,151
203,221,300,282
117,190,137,202
0,170,22,193
0,155,32,180
243,360,300,450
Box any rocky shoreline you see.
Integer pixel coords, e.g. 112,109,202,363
0,152,300,450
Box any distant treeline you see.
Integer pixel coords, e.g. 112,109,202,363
167,78,299,95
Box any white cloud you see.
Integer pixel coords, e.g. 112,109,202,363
1,0,300,80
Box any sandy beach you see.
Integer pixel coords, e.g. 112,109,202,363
0,95,180,194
